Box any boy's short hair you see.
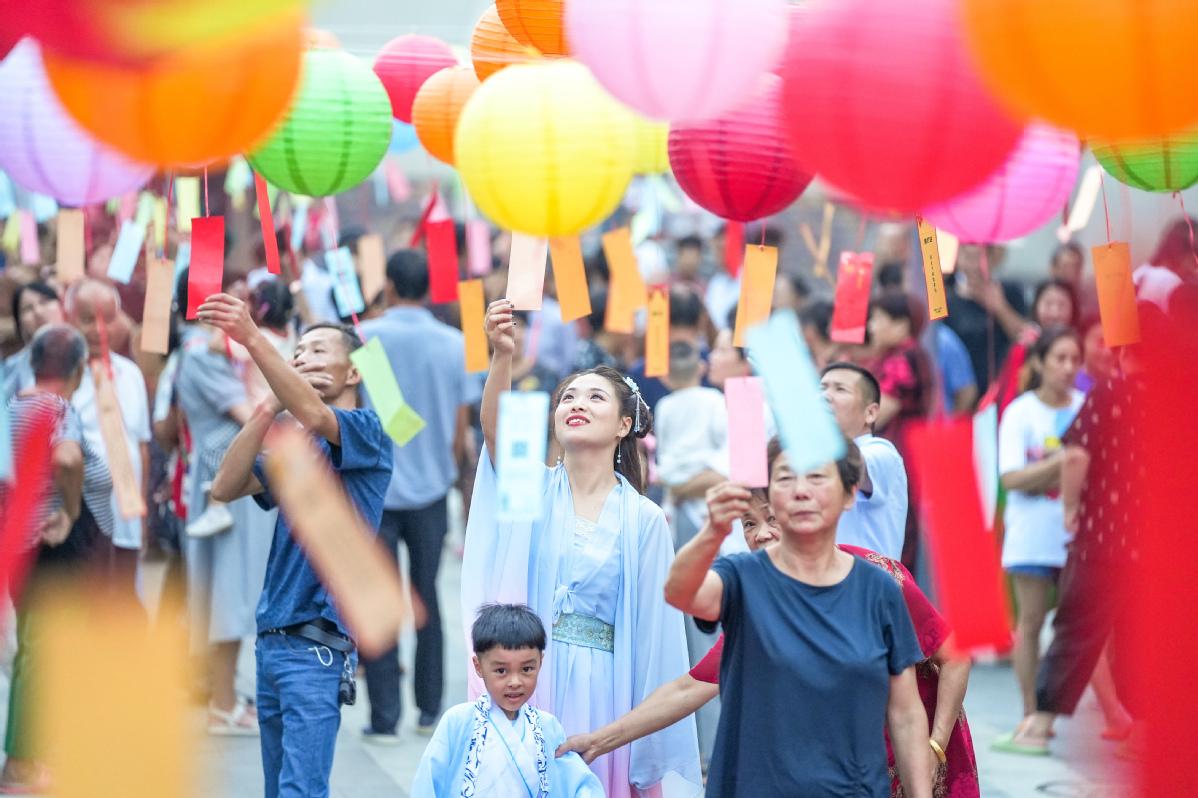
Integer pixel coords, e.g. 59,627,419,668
667,340,701,382
472,604,547,655
300,323,362,357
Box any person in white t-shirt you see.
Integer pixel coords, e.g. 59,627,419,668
818,362,909,560
997,326,1084,721
66,279,151,606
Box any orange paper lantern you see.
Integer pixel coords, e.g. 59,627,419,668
496,0,568,56
411,66,480,165
471,5,540,82
42,14,303,166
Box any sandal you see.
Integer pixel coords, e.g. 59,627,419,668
208,700,259,737
991,731,1050,756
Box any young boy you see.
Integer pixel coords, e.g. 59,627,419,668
413,604,602,797
199,293,393,798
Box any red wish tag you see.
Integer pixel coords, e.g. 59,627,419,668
253,172,281,275
0,406,56,599
426,219,459,304
723,221,744,277
830,252,874,344
187,216,225,320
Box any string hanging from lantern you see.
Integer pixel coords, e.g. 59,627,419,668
203,166,210,217
1099,171,1112,245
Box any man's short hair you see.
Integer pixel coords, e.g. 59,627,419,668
821,361,882,407
676,234,704,253
669,286,705,328
64,278,121,317
667,340,701,382
300,323,362,357
385,249,429,301
472,604,547,655
799,300,834,341
30,324,87,381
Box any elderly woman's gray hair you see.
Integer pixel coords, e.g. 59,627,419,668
29,324,88,382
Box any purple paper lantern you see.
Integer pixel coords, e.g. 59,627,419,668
0,40,154,206
921,123,1080,244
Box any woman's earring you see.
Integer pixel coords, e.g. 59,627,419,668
616,448,622,465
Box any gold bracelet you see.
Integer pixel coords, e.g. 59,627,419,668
929,738,947,764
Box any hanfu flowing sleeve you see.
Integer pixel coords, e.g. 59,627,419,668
411,707,469,798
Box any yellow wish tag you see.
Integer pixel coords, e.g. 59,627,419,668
916,216,949,320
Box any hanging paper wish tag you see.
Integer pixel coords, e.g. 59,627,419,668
459,279,490,374
1,213,20,255
328,246,365,317
134,192,155,227
186,217,224,320
351,338,426,446
908,420,1012,654
426,219,459,304
384,157,411,203
151,197,167,251
357,233,387,306
723,221,744,277
1,403,57,583
253,171,281,275
549,236,591,322
106,220,147,285
829,252,875,344
747,310,844,473
644,287,670,378
496,390,550,523
174,177,200,233
19,210,38,265
56,209,85,285
916,216,949,320
141,253,174,356
507,233,548,311
290,200,310,253
602,226,647,334
93,364,147,520
725,376,768,488
972,403,999,526
1091,241,1140,347
732,244,779,347
264,425,410,657
466,219,492,277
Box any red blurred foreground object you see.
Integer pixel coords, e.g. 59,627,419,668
907,419,1011,654
0,407,57,599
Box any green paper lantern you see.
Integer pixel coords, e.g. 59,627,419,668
1092,129,1198,193
248,50,392,197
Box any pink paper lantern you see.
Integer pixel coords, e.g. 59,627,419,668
565,0,788,122
373,34,457,123
922,124,1080,244
0,40,153,206
668,74,813,222
780,0,1024,214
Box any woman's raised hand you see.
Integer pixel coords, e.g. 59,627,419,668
705,482,752,538
485,299,516,357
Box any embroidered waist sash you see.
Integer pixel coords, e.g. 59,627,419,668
551,612,615,653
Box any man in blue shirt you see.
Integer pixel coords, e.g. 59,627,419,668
359,250,475,738
201,294,392,798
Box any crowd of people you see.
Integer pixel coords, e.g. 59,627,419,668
2,198,1190,796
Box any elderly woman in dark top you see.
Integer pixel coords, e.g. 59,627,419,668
665,439,933,798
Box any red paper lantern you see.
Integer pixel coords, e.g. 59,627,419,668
780,0,1024,214
373,34,456,123
668,74,812,222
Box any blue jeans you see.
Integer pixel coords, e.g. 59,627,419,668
256,633,355,798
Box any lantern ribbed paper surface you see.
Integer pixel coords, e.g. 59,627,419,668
0,40,153,205
42,14,303,166
248,50,392,197
455,61,635,236
964,0,1198,141
923,124,1080,244
412,66,480,165
669,75,811,222
781,0,1023,214
471,5,539,82
497,0,568,56
372,34,456,123
1091,130,1198,193
565,0,788,122
632,118,670,175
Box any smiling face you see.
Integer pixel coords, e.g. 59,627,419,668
1038,335,1082,396
293,327,361,403
768,452,855,538
472,646,543,719
553,373,631,452
1034,285,1075,328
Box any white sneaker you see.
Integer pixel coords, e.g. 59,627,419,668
187,502,234,538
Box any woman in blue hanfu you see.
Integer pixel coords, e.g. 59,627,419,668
461,299,702,797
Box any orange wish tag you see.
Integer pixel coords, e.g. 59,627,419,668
140,253,174,356
645,287,670,378
549,236,591,322
733,244,779,347
830,252,875,344
357,233,387,307
56,209,85,285
1091,241,1140,347
916,217,949,320
93,364,146,520
602,227,647,334
265,426,414,657
459,278,490,374
507,233,548,311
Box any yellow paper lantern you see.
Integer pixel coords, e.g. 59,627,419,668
455,60,634,236
631,117,670,174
